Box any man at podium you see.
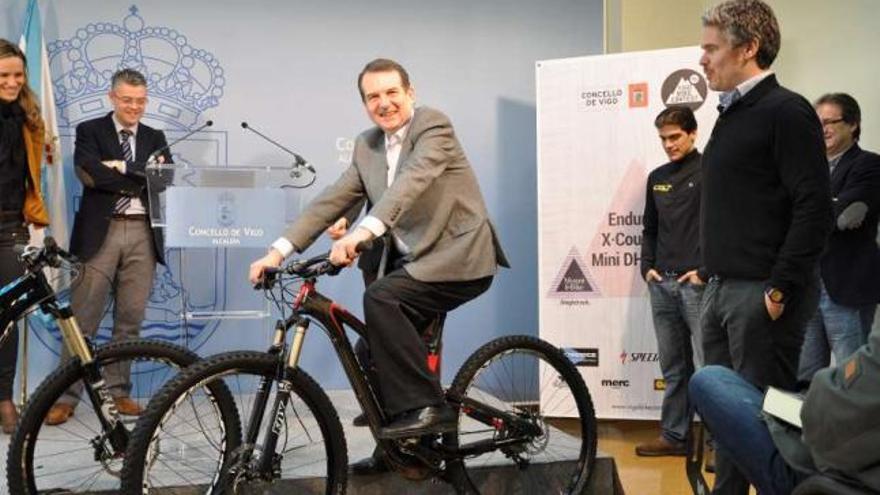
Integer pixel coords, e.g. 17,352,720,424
46,68,172,426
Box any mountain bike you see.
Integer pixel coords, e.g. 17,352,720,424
2,237,230,494
121,248,597,494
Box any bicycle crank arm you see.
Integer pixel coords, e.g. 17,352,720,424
436,436,531,459
455,397,544,437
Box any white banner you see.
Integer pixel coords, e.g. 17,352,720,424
537,47,717,419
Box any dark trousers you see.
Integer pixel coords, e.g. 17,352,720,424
0,224,28,402
700,275,819,495
363,269,492,416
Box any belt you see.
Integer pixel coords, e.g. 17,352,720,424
111,213,149,221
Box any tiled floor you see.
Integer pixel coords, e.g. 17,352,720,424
599,419,759,495
0,398,759,494
0,389,588,494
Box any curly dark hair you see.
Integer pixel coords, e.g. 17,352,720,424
702,0,781,69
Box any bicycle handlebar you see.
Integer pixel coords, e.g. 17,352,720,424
255,239,375,290
15,236,78,272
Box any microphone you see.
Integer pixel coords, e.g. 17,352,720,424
146,119,214,164
240,121,316,173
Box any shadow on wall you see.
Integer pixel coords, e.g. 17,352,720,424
492,97,538,337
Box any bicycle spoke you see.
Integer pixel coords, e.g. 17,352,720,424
130,356,342,493
449,338,596,494
9,343,195,494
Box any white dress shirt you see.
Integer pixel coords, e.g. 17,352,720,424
272,115,414,258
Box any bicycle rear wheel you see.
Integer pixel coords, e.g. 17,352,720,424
445,335,597,494
120,351,347,494
6,339,203,494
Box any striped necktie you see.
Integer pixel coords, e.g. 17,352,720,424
114,129,134,214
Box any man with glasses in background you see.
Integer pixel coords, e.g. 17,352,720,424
46,68,172,425
798,93,880,382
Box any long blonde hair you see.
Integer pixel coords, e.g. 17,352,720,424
0,38,44,133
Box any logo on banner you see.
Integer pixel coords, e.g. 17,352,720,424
661,69,707,111
620,350,661,364
548,246,600,303
48,6,225,128
628,82,648,108
217,191,236,226
563,347,600,367
601,379,630,389
654,378,666,391
579,87,624,111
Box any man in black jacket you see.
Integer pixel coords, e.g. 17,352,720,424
47,69,172,425
696,1,832,493
799,93,880,382
636,106,703,457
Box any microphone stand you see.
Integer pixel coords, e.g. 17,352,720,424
240,121,317,176
147,119,215,165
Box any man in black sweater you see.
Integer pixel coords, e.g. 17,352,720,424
636,106,703,457
697,1,832,493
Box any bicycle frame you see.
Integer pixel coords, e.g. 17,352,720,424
0,251,128,449
235,278,388,478
243,272,543,481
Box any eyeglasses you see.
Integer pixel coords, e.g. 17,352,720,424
820,118,845,128
113,95,148,107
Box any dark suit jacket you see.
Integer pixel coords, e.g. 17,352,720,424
283,106,508,282
70,112,171,265
821,144,880,306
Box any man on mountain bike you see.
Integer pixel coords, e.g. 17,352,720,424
250,58,508,443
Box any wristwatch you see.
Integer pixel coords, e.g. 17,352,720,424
765,287,785,304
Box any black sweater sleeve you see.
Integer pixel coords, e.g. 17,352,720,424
769,97,833,293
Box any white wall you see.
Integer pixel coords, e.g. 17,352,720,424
610,0,879,147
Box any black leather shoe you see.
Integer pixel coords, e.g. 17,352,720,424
350,452,390,475
378,405,457,439
352,412,368,427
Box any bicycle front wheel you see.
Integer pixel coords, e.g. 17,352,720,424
7,339,202,494
121,351,347,494
445,335,597,494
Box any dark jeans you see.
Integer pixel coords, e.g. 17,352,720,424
647,278,704,443
700,275,819,495
798,280,867,382
363,269,492,416
0,223,28,402
690,365,809,495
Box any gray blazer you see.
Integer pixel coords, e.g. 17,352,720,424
800,322,880,490
769,320,880,490
283,106,509,282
